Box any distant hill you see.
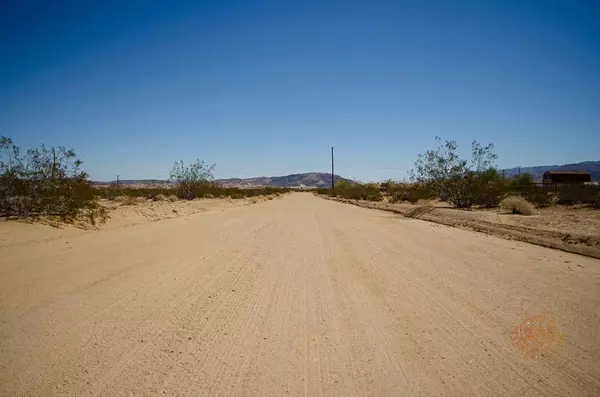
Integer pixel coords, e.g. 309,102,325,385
94,173,352,188
94,179,171,186
500,161,600,180
216,173,352,188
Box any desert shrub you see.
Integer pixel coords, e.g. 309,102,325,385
442,177,477,208
334,182,383,201
362,183,384,201
525,188,552,208
315,187,332,196
509,173,534,195
500,196,534,215
168,194,179,202
410,138,499,209
170,159,215,200
95,175,290,202
471,169,507,208
120,196,138,206
153,193,166,201
387,182,431,204
556,185,599,206
0,137,108,224
594,193,600,209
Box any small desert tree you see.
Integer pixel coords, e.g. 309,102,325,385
0,136,108,224
169,159,215,200
410,137,502,208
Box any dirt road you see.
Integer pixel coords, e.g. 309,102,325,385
1,193,599,396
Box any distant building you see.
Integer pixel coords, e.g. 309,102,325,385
542,171,591,185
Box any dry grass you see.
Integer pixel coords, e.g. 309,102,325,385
168,195,179,202
499,196,534,215
118,196,138,206
153,194,167,201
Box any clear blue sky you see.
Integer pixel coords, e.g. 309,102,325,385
1,1,599,181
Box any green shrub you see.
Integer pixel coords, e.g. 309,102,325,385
387,183,431,204
525,189,552,208
471,169,506,208
509,173,534,194
315,188,332,196
0,137,108,225
410,138,500,209
334,182,383,201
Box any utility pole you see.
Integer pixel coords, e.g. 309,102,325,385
331,147,335,196
116,175,120,187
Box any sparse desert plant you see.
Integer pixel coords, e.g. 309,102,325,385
170,159,215,200
249,198,258,204
500,196,533,215
119,196,138,206
410,138,499,208
168,194,179,202
333,181,383,201
387,182,432,204
526,189,552,208
0,136,108,224
595,193,600,209
268,196,274,200
471,169,506,208
509,173,534,194
153,193,166,201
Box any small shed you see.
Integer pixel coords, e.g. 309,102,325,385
542,171,591,185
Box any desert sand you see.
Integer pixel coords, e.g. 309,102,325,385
1,193,599,396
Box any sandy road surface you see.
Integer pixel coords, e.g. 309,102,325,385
1,193,599,396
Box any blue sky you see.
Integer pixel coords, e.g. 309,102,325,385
1,0,599,181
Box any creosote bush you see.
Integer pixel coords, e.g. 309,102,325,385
0,137,108,224
409,138,504,209
334,181,383,201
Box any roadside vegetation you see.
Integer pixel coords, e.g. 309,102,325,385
1,137,289,225
0,137,109,224
317,137,600,212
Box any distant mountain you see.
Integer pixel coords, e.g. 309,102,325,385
216,173,352,188
94,173,352,188
94,179,171,186
500,161,600,180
